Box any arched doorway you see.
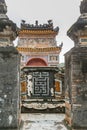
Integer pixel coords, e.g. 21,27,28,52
26,58,48,66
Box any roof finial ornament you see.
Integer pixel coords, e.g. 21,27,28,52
48,20,53,26
35,20,38,26
80,0,87,14
0,0,5,3
21,20,26,24
0,0,7,14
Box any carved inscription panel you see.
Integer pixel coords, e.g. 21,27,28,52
33,72,49,97
26,71,54,98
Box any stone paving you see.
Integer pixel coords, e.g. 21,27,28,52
1,114,67,130
20,113,67,130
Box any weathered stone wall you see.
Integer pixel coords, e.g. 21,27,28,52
0,46,20,128
65,47,87,129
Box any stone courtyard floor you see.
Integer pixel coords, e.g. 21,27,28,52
2,114,67,130
20,113,67,130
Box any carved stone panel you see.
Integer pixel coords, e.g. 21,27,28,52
33,72,49,96
22,67,56,99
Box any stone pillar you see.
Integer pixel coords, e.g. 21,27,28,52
65,47,87,129
65,0,87,129
0,47,20,128
0,0,20,128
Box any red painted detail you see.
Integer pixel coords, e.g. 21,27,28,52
26,58,48,66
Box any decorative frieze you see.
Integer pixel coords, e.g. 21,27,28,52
17,47,61,52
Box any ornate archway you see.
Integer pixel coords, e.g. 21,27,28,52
26,58,48,66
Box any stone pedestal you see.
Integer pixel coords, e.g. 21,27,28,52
65,47,87,129
0,46,20,128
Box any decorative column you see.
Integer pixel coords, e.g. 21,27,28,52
65,0,87,129
0,0,20,128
